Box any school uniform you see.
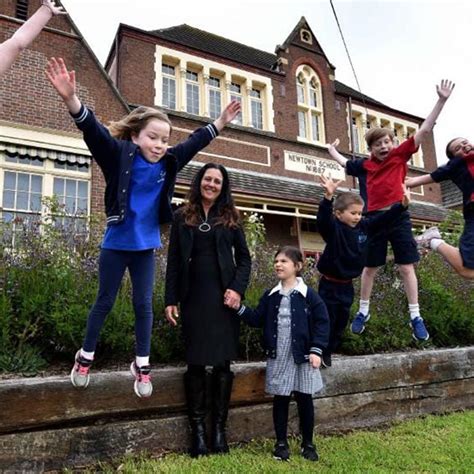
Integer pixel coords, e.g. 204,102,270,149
430,152,474,269
316,197,407,355
346,137,419,266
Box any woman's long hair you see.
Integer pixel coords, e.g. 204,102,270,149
182,163,240,228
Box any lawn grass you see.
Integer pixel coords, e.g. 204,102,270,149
99,411,474,473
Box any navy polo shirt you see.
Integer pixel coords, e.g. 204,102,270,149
102,154,166,250
431,152,474,215
346,137,418,212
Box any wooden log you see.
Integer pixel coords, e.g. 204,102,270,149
0,347,472,434
0,377,472,471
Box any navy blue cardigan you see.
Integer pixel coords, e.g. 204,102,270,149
71,105,219,225
237,283,329,364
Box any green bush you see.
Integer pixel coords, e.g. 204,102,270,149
0,206,473,375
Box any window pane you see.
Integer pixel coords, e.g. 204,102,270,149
30,193,42,212
66,196,76,213
53,178,64,196
16,192,28,210
297,84,305,103
250,88,261,98
310,89,318,107
77,198,88,214
31,175,42,193
78,181,88,199
66,179,76,197
209,89,221,120
4,172,15,190
186,83,199,115
17,174,29,191
311,113,320,141
230,94,242,125
230,83,241,93
3,190,15,208
251,100,263,129
298,111,307,138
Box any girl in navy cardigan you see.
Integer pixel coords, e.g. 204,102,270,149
46,57,240,398
236,246,329,462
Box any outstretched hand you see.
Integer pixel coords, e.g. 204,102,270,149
327,138,340,152
436,79,455,101
45,57,81,113
41,0,67,16
213,100,241,131
319,174,342,199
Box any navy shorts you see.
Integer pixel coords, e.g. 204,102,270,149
460,209,474,269
365,209,419,267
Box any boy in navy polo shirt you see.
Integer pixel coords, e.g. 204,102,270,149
326,79,455,341
406,137,474,280
316,176,410,367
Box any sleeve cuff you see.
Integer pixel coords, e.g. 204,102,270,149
70,104,88,124
237,305,246,316
309,347,323,356
206,123,219,139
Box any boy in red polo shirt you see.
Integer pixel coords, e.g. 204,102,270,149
326,79,454,341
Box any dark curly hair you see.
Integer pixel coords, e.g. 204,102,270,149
182,163,240,228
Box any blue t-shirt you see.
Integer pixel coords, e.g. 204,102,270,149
102,154,166,250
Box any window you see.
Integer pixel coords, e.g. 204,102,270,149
208,76,222,120
186,70,200,115
352,116,361,153
230,82,243,125
53,178,89,232
162,64,176,110
5,154,43,166
16,0,28,21
54,161,88,173
250,88,263,129
296,66,324,143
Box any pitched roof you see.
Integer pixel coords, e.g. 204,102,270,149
176,162,447,222
440,180,463,208
150,24,278,71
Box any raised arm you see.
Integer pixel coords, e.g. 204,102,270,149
45,57,81,114
0,0,66,77
326,139,348,168
405,174,435,188
414,80,455,147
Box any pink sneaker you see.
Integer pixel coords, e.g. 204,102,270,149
70,350,92,388
415,226,441,248
130,362,153,398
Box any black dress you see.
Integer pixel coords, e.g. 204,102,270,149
181,222,240,366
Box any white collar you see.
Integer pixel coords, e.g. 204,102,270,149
269,277,308,297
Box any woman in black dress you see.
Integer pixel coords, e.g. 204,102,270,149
165,163,251,457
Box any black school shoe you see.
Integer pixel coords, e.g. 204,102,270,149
321,353,332,368
273,441,290,461
301,442,319,461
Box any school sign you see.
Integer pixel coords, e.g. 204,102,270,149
284,151,345,180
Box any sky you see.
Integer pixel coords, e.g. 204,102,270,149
60,0,474,165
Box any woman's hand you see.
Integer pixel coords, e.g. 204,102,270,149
165,305,179,326
309,353,321,369
224,289,241,309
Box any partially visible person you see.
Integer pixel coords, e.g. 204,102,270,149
236,246,329,462
165,163,251,457
0,0,65,77
406,137,474,280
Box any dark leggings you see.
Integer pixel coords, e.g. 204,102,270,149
83,248,155,356
187,361,231,376
273,392,314,444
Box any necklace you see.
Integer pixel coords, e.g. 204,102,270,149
198,214,211,232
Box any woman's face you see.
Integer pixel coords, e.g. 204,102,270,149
200,168,224,204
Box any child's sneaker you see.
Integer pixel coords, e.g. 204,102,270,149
321,353,332,368
70,350,92,388
301,442,319,461
410,317,430,341
273,441,290,461
351,312,370,334
130,362,153,398
415,226,441,249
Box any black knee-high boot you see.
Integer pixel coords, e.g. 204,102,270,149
211,370,234,453
184,371,209,457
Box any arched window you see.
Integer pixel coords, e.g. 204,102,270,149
296,65,324,144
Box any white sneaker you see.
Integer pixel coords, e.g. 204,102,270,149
130,362,153,398
415,226,441,248
70,350,92,388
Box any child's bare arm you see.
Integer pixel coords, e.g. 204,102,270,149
405,174,435,188
414,80,455,147
45,57,81,114
0,1,66,77
327,139,348,168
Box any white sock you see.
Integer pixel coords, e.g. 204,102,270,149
358,299,370,316
430,238,444,251
136,356,150,367
408,304,421,320
80,349,94,361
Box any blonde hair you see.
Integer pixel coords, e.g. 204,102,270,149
108,106,172,140
365,127,394,148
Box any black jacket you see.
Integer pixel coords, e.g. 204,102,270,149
165,209,252,306
316,197,407,280
71,105,219,225
237,280,329,364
